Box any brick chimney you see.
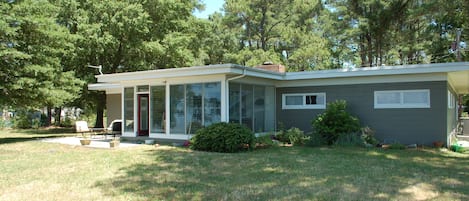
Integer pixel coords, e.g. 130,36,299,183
255,61,286,73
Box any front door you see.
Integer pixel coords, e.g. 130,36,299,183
138,94,149,136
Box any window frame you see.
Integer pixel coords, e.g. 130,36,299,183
374,89,430,109
282,93,326,109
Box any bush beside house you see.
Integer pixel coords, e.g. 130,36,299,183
312,100,361,145
190,122,255,153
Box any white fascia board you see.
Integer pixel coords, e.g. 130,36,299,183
276,73,448,88
285,62,469,80
96,64,245,83
88,83,121,91
96,64,284,83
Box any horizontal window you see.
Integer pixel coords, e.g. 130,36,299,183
282,93,326,109
374,89,430,109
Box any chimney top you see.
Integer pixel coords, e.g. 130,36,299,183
255,62,286,73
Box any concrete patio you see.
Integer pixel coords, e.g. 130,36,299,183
41,136,142,149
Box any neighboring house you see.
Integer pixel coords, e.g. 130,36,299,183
88,62,469,145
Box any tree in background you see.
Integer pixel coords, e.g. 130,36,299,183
0,0,83,126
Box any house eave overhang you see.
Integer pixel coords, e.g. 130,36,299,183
88,83,121,91
284,62,469,80
95,64,284,83
89,62,469,93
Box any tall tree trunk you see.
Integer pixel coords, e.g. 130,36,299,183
46,106,52,127
55,107,62,126
94,92,106,128
366,33,373,67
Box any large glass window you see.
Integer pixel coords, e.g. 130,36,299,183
150,86,165,133
204,82,221,127
170,85,185,134
229,83,241,123
123,87,134,133
374,89,430,108
254,86,265,132
241,85,254,130
169,82,221,135
229,83,275,133
186,84,203,134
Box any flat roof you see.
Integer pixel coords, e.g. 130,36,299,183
90,62,469,93
284,62,469,80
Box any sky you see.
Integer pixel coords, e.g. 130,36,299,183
193,0,225,19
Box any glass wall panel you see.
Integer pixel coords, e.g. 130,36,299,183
229,83,240,123
124,87,134,133
170,85,185,134
204,82,221,127
229,83,275,133
264,86,275,132
254,86,265,132
241,84,253,130
186,84,203,134
150,86,165,133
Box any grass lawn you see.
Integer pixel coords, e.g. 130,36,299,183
1,129,469,201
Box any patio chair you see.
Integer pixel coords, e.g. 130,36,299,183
107,120,122,139
75,121,92,138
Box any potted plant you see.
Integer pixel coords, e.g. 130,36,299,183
109,137,120,148
433,141,444,148
80,134,91,146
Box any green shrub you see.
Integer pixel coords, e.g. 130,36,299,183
312,100,361,145
276,127,308,145
0,118,5,129
255,134,278,148
389,142,406,149
334,133,364,147
13,110,33,129
190,122,255,153
306,132,326,147
361,126,379,146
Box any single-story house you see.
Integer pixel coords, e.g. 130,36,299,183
88,62,469,146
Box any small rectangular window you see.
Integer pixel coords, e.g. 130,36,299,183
137,85,149,93
282,93,326,109
374,89,430,109
448,91,455,109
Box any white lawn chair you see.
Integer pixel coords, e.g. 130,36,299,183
75,121,92,138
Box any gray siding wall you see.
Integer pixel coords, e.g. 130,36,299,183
106,94,122,126
276,81,448,145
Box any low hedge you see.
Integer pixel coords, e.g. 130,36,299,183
190,122,255,153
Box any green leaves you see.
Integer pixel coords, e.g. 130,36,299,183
312,100,361,145
0,0,83,109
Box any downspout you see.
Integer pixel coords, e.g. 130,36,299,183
225,67,247,122
227,67,247,82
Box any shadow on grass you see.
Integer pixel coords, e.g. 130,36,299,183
0,128,75,144
95,146,469,200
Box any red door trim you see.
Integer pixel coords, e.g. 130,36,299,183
138,94,149,136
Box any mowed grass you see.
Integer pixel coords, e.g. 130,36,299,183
1,129,469,201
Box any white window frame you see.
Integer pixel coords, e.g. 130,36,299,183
448,90,455,109
282,93,326,109
374,89,430,109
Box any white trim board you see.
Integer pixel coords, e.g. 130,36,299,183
276,73,447,88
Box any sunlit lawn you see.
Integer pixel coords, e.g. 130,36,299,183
1,129,469,201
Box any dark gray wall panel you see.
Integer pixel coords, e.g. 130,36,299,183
276,81,447,145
